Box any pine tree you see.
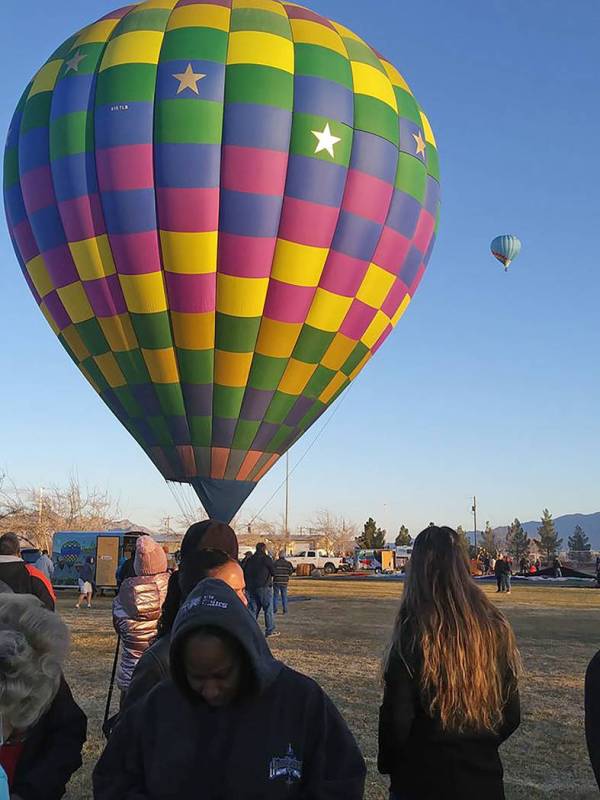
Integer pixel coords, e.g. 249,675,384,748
508,518,531,562
536,509,563,562
456,525,471,556
568,525,592,564
357,517,386,549
481,521,498,556
395,525,411,546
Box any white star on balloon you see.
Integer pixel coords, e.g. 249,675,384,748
65,50,87,73
311,123,341,159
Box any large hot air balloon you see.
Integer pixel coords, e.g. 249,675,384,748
4,0,440,522
490,235,521,271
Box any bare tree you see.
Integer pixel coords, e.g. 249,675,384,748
310,510,358,555
0,472,121,551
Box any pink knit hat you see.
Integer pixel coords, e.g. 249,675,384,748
134,536,168,577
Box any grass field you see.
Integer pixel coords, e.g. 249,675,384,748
60,579,600,799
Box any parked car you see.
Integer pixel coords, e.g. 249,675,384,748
288,550,345,575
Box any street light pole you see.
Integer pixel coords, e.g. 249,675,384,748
472,496,477,553
284,451,289,539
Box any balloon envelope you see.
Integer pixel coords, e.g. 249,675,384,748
4,0,440,522
491,235,521,270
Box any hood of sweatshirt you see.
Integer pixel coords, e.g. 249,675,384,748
170,578,282,700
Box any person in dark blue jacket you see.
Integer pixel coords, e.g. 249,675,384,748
94,578,365,800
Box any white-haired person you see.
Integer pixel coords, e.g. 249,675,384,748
0,594,86,798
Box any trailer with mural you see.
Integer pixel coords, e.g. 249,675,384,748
52,531,143,590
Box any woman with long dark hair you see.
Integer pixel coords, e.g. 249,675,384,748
379,525,521,800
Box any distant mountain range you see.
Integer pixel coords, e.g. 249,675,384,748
481,512,600,551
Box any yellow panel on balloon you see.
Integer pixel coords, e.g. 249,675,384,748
320,332,356,371
94,352,126,388
142,348,179,383
160,231,217,274
305,288,353,333
391,294,411,327
361,310,389,349
217,274,268,317
227,31,294,73
120,272,168,314
356,263,396,309
26,255,53,298
101,32,164,70
278,358,317,395
271,239,328,287
319,370,347,404
420,110,437,146
56,282,94,324
235,0,289,15
69,235,116,281
214,350,254,388
99,314,138,352
288,19,347,56
167,4,231,31
74,20,120,47
351,62,397,111
29,60,62,97
255,318,301,358
61,325,90,362
171,311,215,350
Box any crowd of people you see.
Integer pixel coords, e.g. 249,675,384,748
0,525,598,799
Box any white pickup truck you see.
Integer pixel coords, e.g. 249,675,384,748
287,550,345,575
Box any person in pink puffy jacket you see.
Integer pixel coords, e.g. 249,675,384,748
112,536,169,703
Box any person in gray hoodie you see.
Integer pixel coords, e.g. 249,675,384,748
94,578,365,800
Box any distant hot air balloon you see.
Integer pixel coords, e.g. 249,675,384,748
491,235,521,271
4,0,440,522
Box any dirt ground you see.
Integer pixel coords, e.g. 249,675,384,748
60,579,600,799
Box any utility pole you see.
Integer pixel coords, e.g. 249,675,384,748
472,496,477,553
284,451,289,539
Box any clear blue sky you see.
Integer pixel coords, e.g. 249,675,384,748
1,0,599,535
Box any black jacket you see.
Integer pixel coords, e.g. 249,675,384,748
494,559,510,577
0,559,54,610
122,634,170,712
585,649,600,789
12,676,87,800
243,552,276,590
94,579,365,799
378,649,520,800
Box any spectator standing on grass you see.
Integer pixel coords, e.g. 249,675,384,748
0,594,87,799
121,542,247,714
94,579,365,800
243,542,279,638
494,554,510,593
34,549,54,582
273,551,294,615
112,537,169,701
0,533,55,611
116,548,136,588
75,557,95,609
553,557,562,578
378,525,521,800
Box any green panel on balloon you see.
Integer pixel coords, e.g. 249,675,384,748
161,28,228,63
225,65,293,110
148,417,175,447
344,39,386,72
215,314,262,353
177,350,214,385
131,313,173,350
353,95,399,146
3,150,18,189
293,326,335,364
395,88,422,127
213,386,245,419
96,65,157,104
294,44,353,88
232,420,261,451
156,100,223,144
155,384,186,417
81,358,110,394
190,416,212,447
266,424,293,454
113,387,144,419
75,320,110,357
115,8,171,33
50,113,94,159
115,351,150,386
264,391,296,425
342,342,370,376
304,365,337,398
290,113,352,165
21,94,52,134
426,144,440,181
230,9,292,38
395,153,427,202
248,355,288,391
